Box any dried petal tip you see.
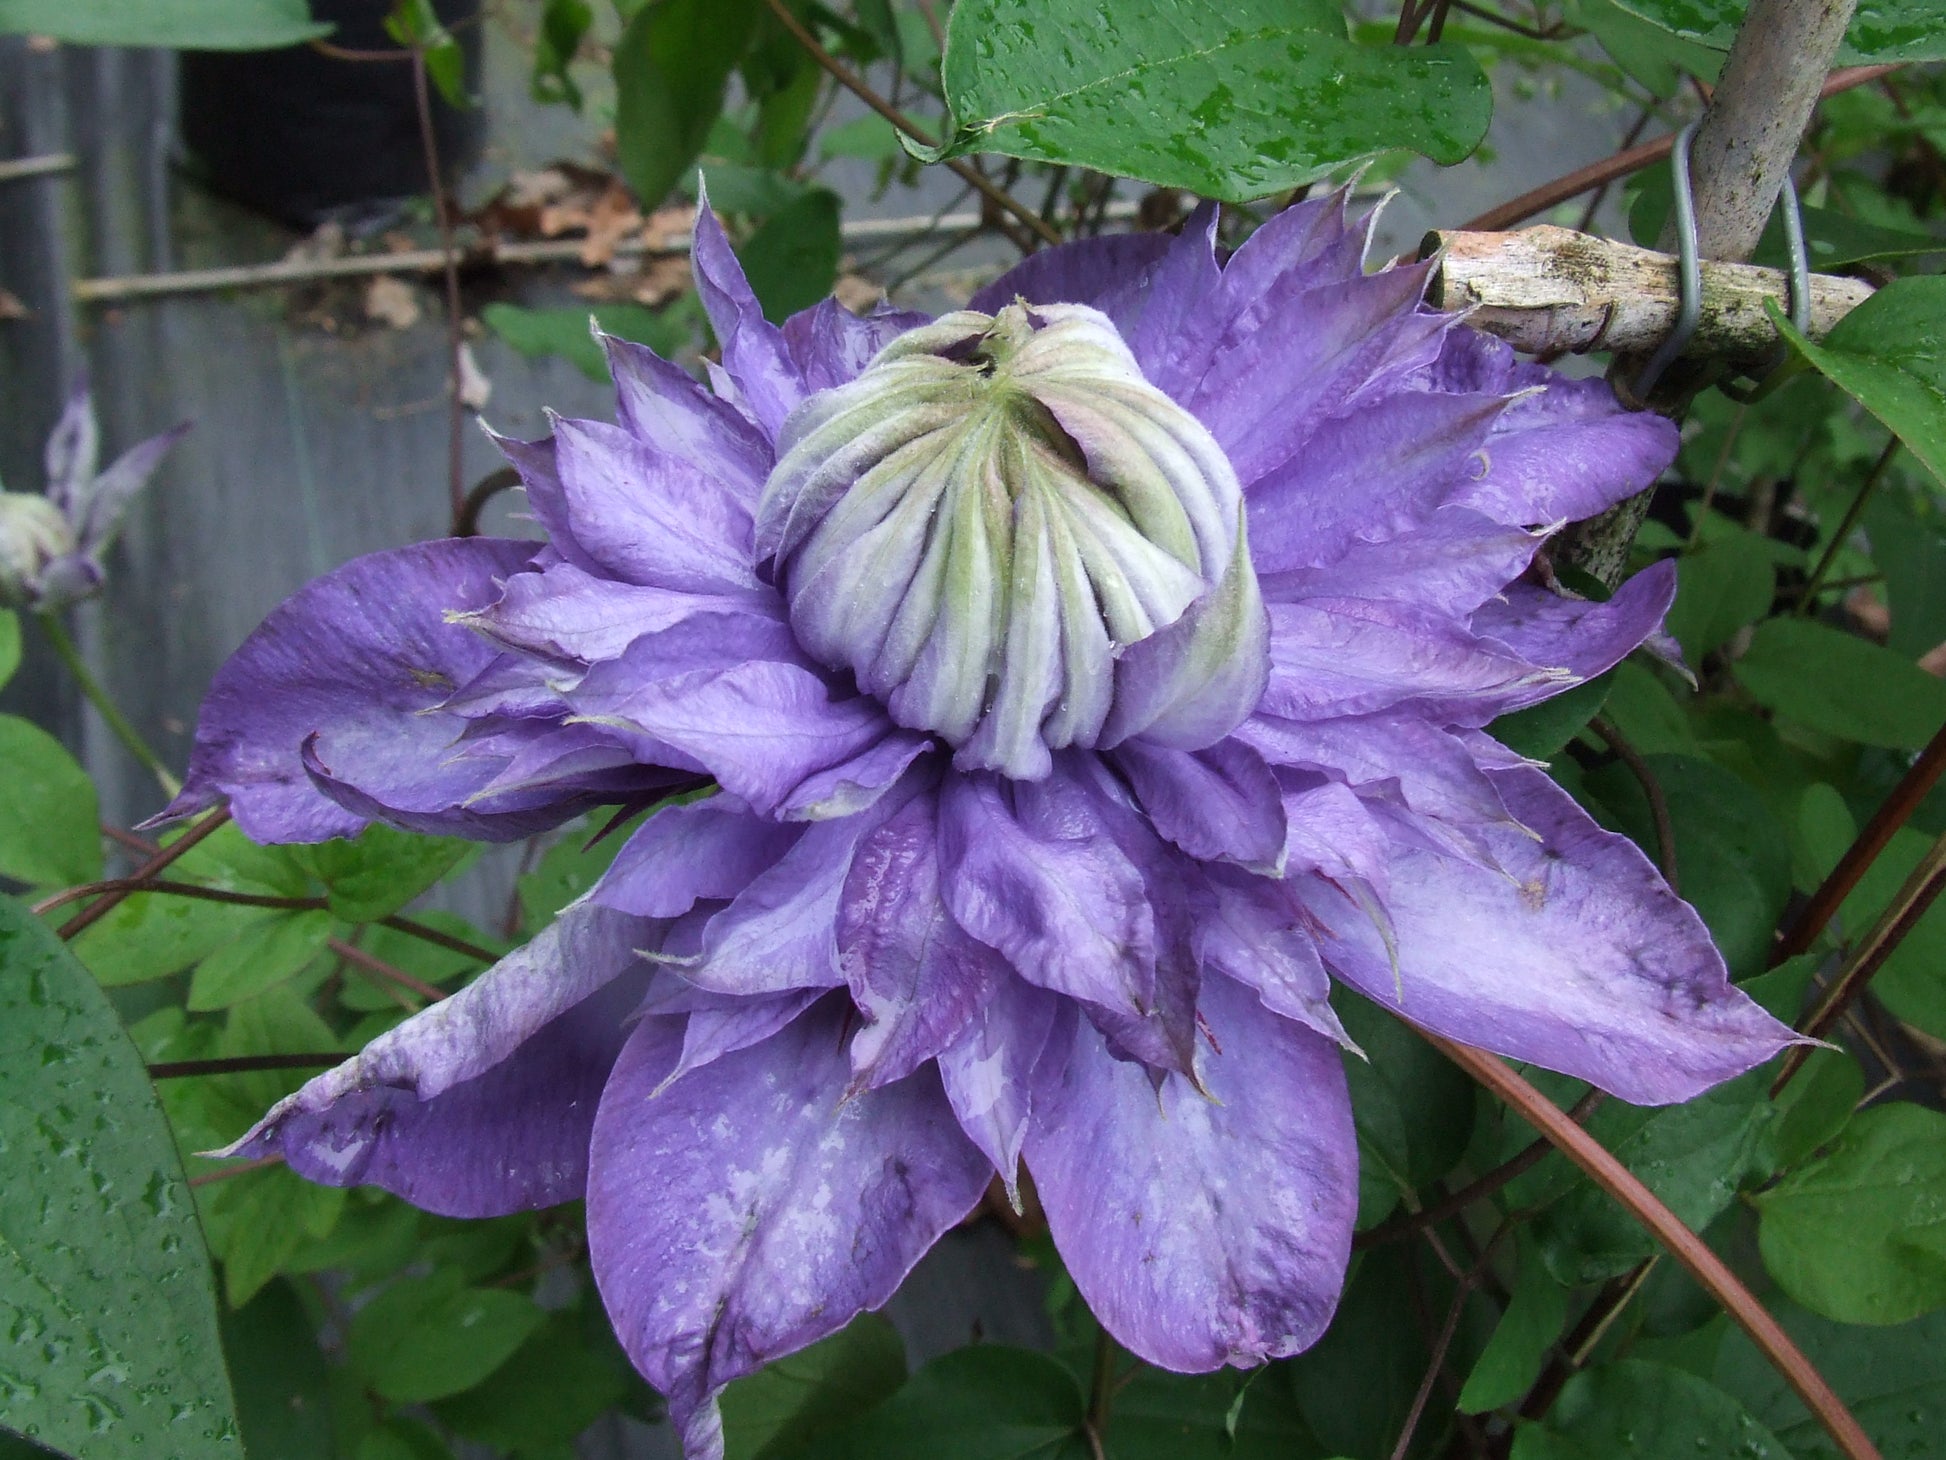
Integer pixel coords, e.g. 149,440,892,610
758,301,1265,781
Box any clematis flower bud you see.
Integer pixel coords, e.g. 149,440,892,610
0,492,82,609
757,301,1268,780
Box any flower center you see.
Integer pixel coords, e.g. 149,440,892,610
757,302,1260,780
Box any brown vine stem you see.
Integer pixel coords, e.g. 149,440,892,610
1084,1327,1118,1459
189,1154,284,1188
1387,1221,1512,1460
1461,65,1898,233
329,936,449,1005
33,878,321,918
55,807,231,939
149,1053,345,1080
1772,719,1946,966
1426,1031,1881,1460
1795,439,1901,615
1774,828,1946,1092
760,0,1062,248
1590,715,1678,891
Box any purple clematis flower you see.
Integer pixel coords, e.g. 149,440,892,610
166,192,1797,1457
0,377,187,612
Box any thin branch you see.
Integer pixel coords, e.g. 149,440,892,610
453,465,521,539
1591,715,1678,890
57,808,231,939
1775,828,1946,1090
759,0,1061,247
409,47,468,529
1461,65,1897,233
1773,720,1946,964
0,151,76,183
1085,1327,1119,1458
329,936,449,1004
1795,439,1900,614
1427,1031,1881,1460
380,912,498,965
1354,1088,1605,1250
189,1154,283,1188
150,1053,344,1079
33,878,323,918
1388,1224,1511,1460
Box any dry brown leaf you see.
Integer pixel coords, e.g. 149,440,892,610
833,274,885,314
364,275,422,330
573,253,691,306
0,287,27,321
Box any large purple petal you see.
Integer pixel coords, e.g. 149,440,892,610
1469,562,1677,689
160,538,538,843
1114,737,1286,872
550,415,759,593
1190,867,1346,1045
781,297,931,393
936,972,1067,1201
1261,598,1562,723
1260,508,1540,616
600,331,772,496
1301,766,1800,1104
593,797,805,918
464,559,776,665
1026,971,1357,1371
218,901,653,1214
691,196,807,439
839,792,1006,1090
1244,391,1507,575
938,772,1167,1060
587,998,989,1458
1242,713,1518,838
970,233,1175,328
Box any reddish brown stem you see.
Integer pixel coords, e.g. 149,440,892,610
1462,65,1898,233
1773,719,1946,965
1427,1031,1880,1460
56,808,231,939
1591,715,1678,892
330,936,448,1004
189,1154,283,1188
34,878,322,918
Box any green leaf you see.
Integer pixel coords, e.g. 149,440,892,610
531,0,593,107
382,0,466,107
0,609,19,689
335,913,497,1013
186,909,333,1011
0,713,100,887
432,1309,631,1452
518,818,630,933
721,1313,905,1459
0,0,326,48
1512,1359,1788,1460
1607,0,1946,62
205,1165,345,1307
1755,1101,1946,1324
0,893,243,1459
1488,672,1613,760
1338,990,1477,1227
1774,276,1946,489
1106,1365,1322,1458
820,114,901,162
484,301,690,382
1666,530,1775,661
347,1269,546,1403
1734,617,1946,750
1715,1300,1946,1458
1585,753,1791,977
1286,1247,1432,1458
1599,660,1699,756
928,0,1492,203
1769,1049,1864,1170
294,823,476,924
615,0,761,208
1458,1247,1569,1414
221,1281,333,1460
1630,170,1943,271
790,1346,1090,1460
1538,1069,1776,1285
739,188,843,324
1791,782,1855,894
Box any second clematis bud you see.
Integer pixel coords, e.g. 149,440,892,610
757,301,1268,781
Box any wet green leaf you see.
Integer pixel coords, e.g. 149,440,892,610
790,1345,1089,1459
0,610,19,689
220,1281,333,1460
1774,276,1946,489
0,894,243,1460
1511,1359,1788,1459
1756,1102,1946,1324
1666,530,1775,661
484,302,691,382
294,823,476,924
433,1309,632,1452
1839,824,1946,1040
928,0,1492,202
186,909,333,1011
739,188,843,323
0,713,100,888
1608,0,1946,61
1489,672,1613,760
1458,1246,1569,1415
0,0,326,48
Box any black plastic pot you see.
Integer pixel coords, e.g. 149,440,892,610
177,0,484,231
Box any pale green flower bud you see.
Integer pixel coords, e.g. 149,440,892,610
0,492,82,610
758,302,1266,781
